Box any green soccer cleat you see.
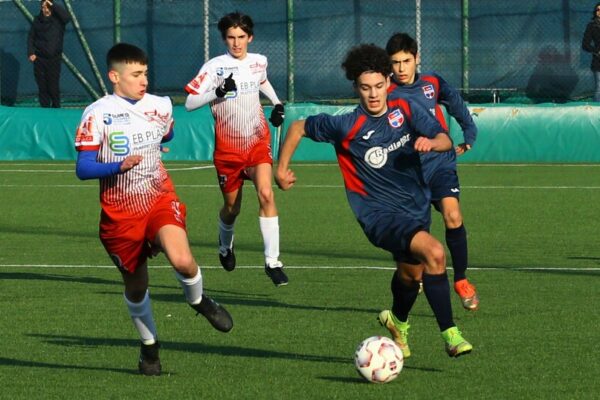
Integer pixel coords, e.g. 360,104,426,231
378,310,411,359
441,326,473,358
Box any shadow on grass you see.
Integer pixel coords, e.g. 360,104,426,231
27,333,350,365
26,333,441,373
188,240,391,264
0,271,118,286
0,356,137,375
0,272,174,290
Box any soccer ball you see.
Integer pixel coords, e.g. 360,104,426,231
354,336,403,383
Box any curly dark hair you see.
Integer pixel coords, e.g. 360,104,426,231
341,44,392,82
218,11,254,39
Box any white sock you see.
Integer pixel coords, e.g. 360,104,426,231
259,216,280,267
218,217,234,255
175,266,203,305
124,290,157,345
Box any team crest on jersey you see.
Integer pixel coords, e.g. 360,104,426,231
387,108,405,128
422,84,435,99
145,109,170,124
249,61,266,74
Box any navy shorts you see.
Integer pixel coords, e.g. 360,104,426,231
360,211,430,264
429,167,460,206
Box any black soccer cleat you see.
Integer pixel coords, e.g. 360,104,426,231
138,341,161,376
218,240,236,271
191,295,233,332
265,262,289,287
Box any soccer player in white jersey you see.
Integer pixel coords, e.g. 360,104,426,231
75,43,233,376
185,12,288,286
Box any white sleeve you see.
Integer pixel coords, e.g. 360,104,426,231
184,64,219,111
260,79,281,105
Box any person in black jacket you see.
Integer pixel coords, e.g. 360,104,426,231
582,2,600,102
27,0,70,108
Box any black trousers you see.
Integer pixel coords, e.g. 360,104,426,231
33,56,62,108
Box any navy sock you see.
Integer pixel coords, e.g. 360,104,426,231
422,272,454,331
390,271,420,322
445,224,468,282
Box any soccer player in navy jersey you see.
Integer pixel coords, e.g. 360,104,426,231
275,44,472,358
385,32,479,312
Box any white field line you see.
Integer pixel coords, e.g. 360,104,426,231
0,264,598,271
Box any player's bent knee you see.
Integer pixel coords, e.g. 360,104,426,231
443,209,463,228
169,254,196,275
257,187,275,206
425,244,446,274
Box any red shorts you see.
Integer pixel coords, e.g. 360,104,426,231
99,192,187,273
213,138,273,193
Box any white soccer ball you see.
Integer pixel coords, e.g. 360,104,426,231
354,336,404,383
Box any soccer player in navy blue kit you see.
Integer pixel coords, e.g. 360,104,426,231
275,44,472,358
385,33,480,312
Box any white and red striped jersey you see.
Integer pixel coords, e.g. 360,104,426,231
75,93,175,219
185,52,280,158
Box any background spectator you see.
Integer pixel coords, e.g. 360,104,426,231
27,0,70,108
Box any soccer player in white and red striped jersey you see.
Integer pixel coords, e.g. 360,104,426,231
75,43,233,376
185,12,288,286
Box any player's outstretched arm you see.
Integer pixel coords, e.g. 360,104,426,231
275,120,306,190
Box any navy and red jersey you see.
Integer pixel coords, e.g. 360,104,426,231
388,72,477,180
304,100,446,226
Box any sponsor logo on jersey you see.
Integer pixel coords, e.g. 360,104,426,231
103,112,130,125
363,133,411,169
216,66,239,76
189,72,206,90
451,188,460,193
76,115,95,143
362,130,375,140
423,84,435,99
109,131,130,156
387,108,405,128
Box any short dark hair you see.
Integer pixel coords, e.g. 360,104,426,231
385,33,418,57
107,43,147,70
218,12,254,39
593,2,600,18
341,44,392,82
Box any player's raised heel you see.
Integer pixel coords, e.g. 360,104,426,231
191,295,233,332
442,326,472,358
138,341,161,376
378,310,411,359
454,279,480,311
